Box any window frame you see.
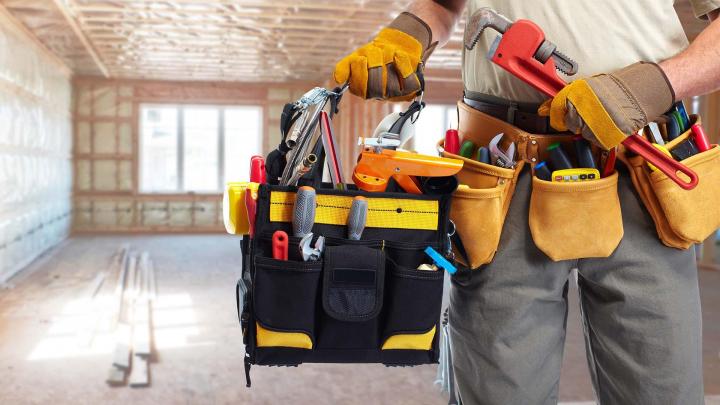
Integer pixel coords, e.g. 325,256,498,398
138,102,263,195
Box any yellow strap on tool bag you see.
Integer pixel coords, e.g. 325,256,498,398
269,191,439,231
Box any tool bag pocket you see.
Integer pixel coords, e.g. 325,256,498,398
253,255,322,350
529,171,624,261
381,258,444,352
316,245,385,350
439,140,524,267
624,121,720,247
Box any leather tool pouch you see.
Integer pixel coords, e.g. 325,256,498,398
622,115,720,248
445,102,624,265
238,185,451,385
529,171,623,261
439,102,525,268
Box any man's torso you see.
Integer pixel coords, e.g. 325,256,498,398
463,0,690,102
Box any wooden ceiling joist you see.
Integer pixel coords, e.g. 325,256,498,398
1,0,464,82
51,0,109,77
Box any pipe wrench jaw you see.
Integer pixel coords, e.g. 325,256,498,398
463,7,513,51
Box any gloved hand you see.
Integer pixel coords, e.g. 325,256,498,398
539,62,675,150
334,12,436,101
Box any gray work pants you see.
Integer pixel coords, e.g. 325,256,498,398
449,167,703,405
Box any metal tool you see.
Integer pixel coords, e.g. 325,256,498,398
286,154,317,187
358,136,402,150
353,148,464,194
292,186,324,261
319,111,344,189
464,7,698,190
464,8,578,80
300,234,324,262
488,133,516,169
281,86,347,186
647,122,665,145
347,196,368,240
272,231,289,260
370,100,424,152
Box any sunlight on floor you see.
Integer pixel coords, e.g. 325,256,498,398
27,292,213,361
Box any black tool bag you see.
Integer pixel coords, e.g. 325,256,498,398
236,184,452,386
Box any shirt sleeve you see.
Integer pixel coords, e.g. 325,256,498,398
689,0,720,19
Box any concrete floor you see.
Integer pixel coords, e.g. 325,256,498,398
0,235,718,404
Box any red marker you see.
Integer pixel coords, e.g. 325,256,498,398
444,129,460,155
602,148,617,178
250,155,266,184
691,124,711,152
272,230,289,261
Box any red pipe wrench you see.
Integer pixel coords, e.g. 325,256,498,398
464,8,698,190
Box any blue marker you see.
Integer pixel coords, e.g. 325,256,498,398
424,246,457,274
674,101,690,130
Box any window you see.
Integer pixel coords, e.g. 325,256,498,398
394,104,457,156
140,104,263,193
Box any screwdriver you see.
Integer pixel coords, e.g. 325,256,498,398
293,186,316,238
347,196,368,240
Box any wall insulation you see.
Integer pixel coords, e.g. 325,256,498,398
0,13,72,281
72,78,316,232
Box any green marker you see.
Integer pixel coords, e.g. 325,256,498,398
459,140,475,158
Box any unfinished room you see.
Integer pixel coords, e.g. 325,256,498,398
1,0,720,404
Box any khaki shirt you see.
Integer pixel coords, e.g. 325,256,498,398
463,0,720,103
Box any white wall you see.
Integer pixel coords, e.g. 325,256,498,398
0,13,72,281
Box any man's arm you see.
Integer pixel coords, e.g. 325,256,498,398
660,10,720,100
407,0,466,47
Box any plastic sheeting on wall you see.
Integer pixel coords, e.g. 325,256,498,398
0,12,72,281
72,198,222,230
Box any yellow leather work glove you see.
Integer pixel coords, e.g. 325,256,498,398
538,62,675,150
334,12,436,101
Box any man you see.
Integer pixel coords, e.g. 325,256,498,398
334,1,720,404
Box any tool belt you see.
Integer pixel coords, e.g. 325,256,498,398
463,90,559,134
237,185,452,386
441,101,720,269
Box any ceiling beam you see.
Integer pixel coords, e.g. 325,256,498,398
0,4,72,77
51,0,109,77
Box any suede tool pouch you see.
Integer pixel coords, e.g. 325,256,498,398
529,172,624,261
439,102,525,268
648,145,720,244
623,115,720,248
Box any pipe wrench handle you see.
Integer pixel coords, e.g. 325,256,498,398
623,135,698,190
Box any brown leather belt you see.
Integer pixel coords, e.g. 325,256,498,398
456,100,581,164
463,91,560,134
